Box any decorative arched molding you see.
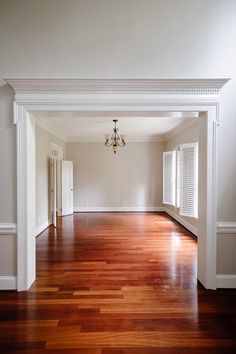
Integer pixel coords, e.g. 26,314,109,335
7,78,229,291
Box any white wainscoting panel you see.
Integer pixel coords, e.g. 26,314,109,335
0,276,17,290
0,224,17,290
216,274,236,288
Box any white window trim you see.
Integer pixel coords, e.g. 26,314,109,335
163,151,176,206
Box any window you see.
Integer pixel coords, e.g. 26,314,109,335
180,143,198,218
176,148,181,208
163,142,198,218
163,151,176,206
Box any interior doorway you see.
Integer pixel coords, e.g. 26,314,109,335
8,78,229,291
49,156,73,228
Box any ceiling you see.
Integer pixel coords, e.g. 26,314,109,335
33,111,198,142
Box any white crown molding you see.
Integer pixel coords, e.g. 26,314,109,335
36,120,67,142
163,118,198,142
217,222,236,234
0,223,17,235
5,78,230,95
66,136,165,143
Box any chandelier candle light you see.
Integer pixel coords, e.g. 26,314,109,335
105,119,126,154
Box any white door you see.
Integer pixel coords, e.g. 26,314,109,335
56,159,62,217
61,160,73,216
50,158,57,227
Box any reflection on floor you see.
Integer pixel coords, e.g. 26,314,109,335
1,212,236,353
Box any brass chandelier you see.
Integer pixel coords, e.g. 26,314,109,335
105,119,126,154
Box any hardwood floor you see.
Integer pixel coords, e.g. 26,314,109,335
0,212,236,353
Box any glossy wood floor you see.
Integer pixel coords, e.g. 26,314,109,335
1,212,236,354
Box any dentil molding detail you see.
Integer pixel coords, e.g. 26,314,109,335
6,78,230,95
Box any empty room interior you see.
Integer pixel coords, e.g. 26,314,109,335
0,1,236,353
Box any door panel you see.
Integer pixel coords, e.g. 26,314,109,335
56,160,62,217
50,158,57,227
61,160,73,216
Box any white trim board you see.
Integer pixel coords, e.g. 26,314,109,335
163,207,198,236
216,274,236,288
35,220,50,237
217,222,236,234
74,207,164,212
0,223,17,235
0,276,17,290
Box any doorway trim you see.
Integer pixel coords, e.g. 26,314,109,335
7,78,229,291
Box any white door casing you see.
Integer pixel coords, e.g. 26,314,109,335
61,160,73,216
50,158,57,227
8,78,229,291
50,143,63,217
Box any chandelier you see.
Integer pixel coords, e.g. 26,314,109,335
105,119,126,154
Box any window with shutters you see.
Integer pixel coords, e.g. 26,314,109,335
176,148,181,208
163,143,198,218
179,143,198,218
163,151,176,206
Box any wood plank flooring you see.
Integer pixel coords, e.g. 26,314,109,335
1,212,236,353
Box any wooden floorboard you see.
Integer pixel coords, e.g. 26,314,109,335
0,212,236,353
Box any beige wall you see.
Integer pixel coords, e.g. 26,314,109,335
0,84,16,277
66,142,163,209
217,235,236,274
0,84,16,223
0,0,236,280
35,125,65,232
0,235,16,277
164,121,199,232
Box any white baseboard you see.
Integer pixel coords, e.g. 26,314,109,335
35,220,50,237
0,276,17,290
217,222,236,234
74,206,165,212
163,207,198,236
0,223,17,235
216,274,236,288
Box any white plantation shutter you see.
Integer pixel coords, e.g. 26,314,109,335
163,151,176,205
180,143,198,218
176,149,181,208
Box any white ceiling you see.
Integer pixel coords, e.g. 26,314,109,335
33,111,198,142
